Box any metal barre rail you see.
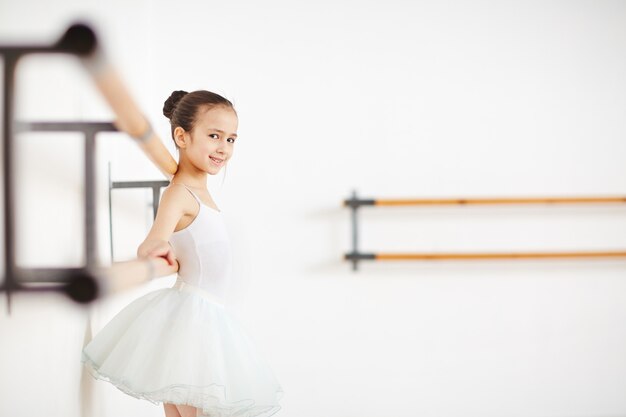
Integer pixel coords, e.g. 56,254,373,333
1,257,177,297
343,190,626,270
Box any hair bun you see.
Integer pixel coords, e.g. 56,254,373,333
163,90,189,119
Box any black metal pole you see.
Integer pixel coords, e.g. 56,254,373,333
108,162,113,262
152,186,161,220
3,55,18,314
351,189,359,271
85,129,97,267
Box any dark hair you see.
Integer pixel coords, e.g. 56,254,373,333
163,89,235,149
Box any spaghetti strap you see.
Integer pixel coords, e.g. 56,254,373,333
180,184,202,205
175,183,222,213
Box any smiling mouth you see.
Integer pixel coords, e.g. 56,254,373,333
210,156,224,165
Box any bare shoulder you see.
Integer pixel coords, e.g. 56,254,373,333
161,183,195,214
138,184,190,243
162,183,187,198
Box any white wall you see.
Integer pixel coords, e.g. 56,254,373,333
2,0,626,416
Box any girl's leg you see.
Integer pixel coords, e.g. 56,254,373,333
163,403,182,417
176,404,201,417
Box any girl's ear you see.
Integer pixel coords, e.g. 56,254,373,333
173,126,188,149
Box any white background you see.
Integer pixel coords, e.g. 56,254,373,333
2,0,626,416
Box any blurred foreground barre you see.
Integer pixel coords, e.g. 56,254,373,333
0,22,178,310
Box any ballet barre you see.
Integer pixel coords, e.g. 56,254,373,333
0,23,178,312
343,189,626,270
108,177,170,261
13,257,177,299
348,196,626,206
14,121,119,269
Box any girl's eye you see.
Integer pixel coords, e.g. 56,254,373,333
228,138,236,143
209,134,219,139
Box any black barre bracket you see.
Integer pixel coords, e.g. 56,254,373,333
0,121,119,311
108,178,170,261
343,189,377,271
0,23,113,312
0,24,98,313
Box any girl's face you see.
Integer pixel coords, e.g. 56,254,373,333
180,105,238,174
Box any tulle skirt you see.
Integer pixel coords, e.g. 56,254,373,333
81,278,283,417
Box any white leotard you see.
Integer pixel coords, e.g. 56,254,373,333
168,185,232,303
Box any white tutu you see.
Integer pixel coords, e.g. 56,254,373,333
81,278,283,417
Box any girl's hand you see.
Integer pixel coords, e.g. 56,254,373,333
138,239,177,266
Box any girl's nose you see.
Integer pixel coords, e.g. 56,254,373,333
216,142,227,155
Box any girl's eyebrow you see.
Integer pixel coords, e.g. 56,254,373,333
209,128,238,138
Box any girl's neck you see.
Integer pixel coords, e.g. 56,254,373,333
172,162,208,190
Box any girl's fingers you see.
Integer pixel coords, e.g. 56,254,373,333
143,242,176,266
167,251,176,265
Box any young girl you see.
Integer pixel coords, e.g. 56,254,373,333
81,90,283,417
